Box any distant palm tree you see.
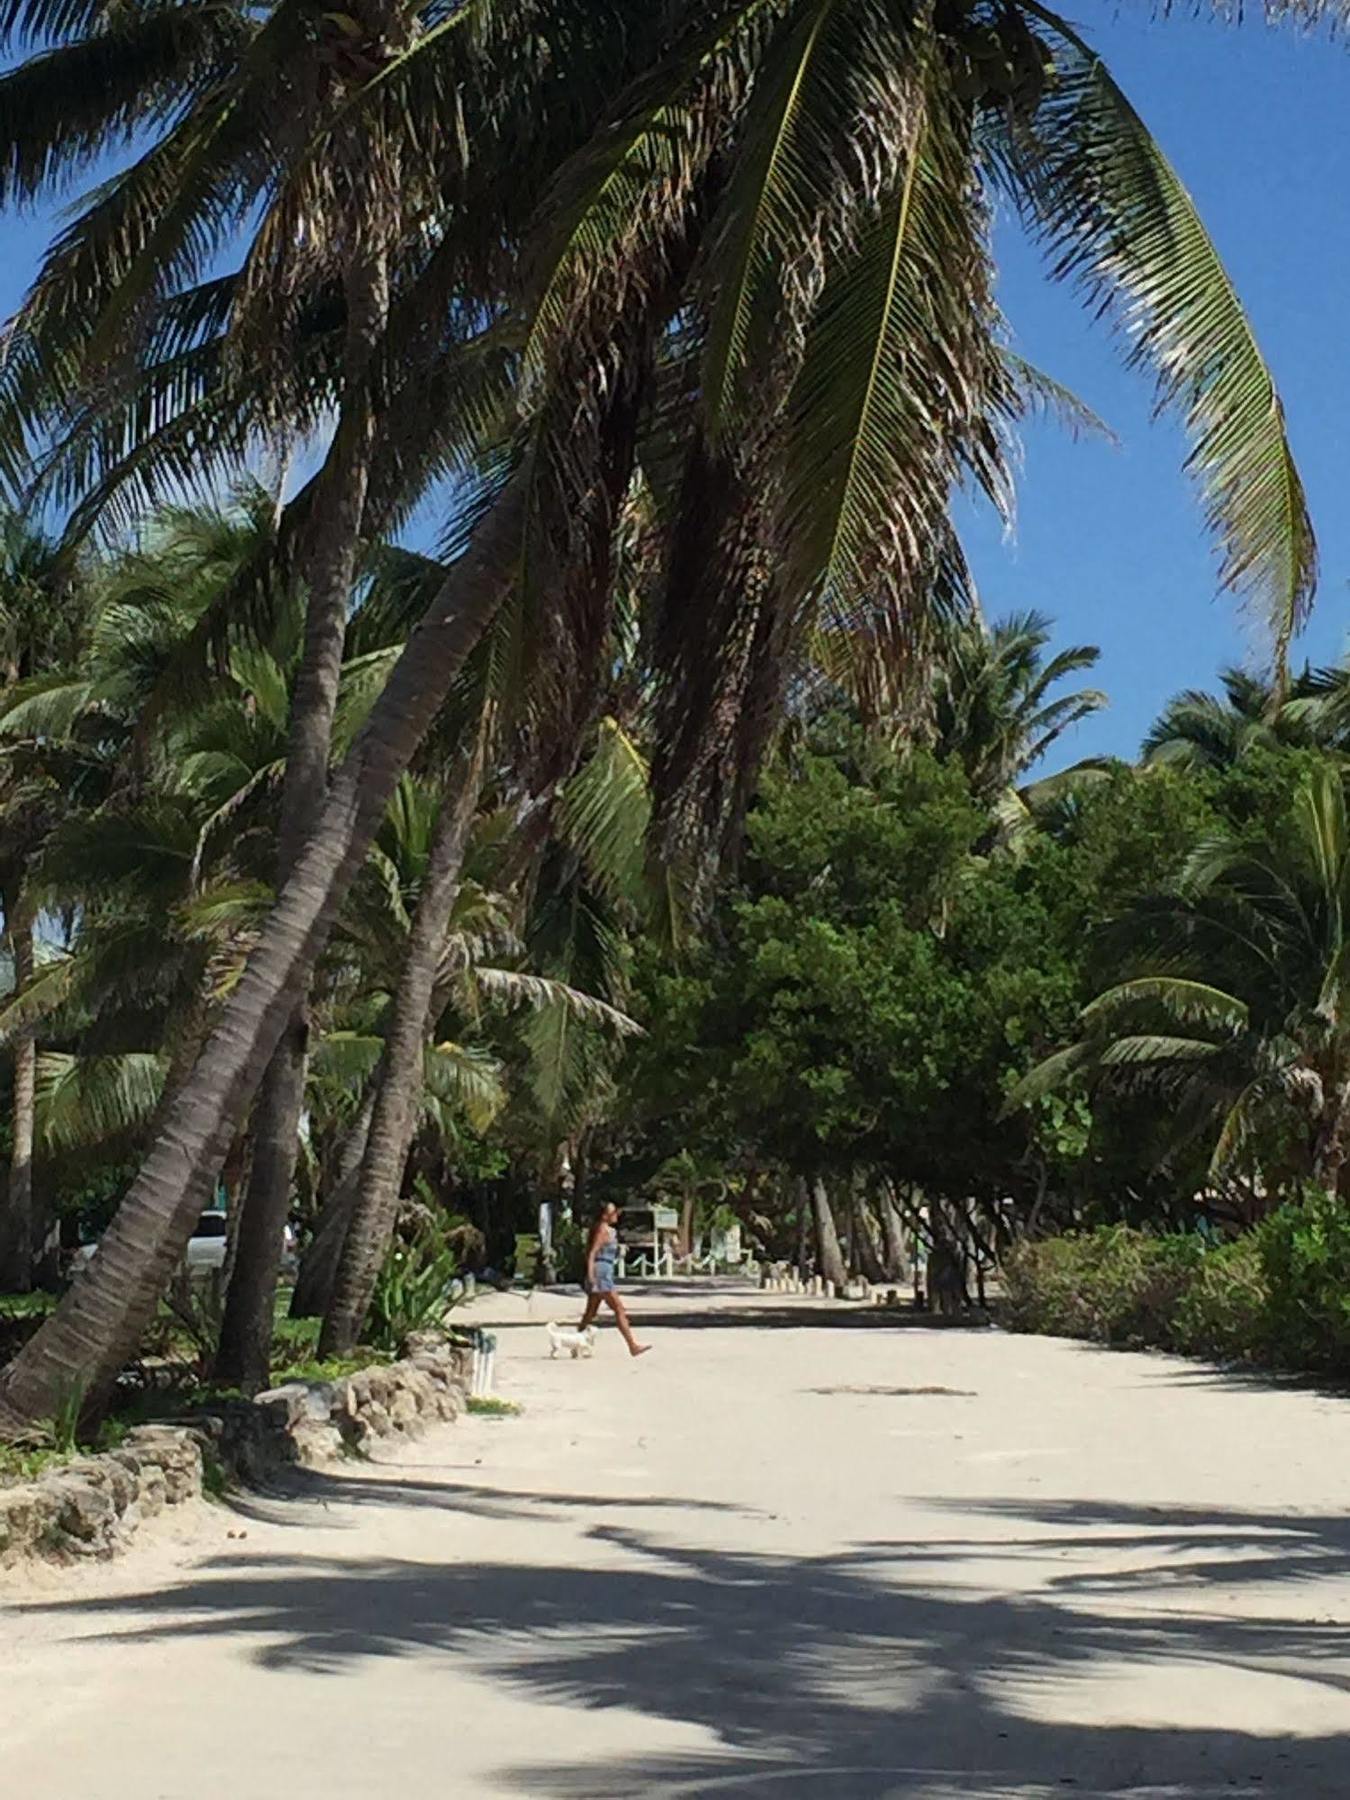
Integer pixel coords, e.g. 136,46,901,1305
1011,764,1350,1196
932,609,1106,802
1142,666,1327,771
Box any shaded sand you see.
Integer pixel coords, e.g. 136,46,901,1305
4,1280,1350,1798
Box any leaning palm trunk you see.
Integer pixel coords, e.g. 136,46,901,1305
288,1080,379,1320
319,741,485,1357
0,476,526,1437
810,1179,847,1290
0,914,37,1292
215,252,391,1392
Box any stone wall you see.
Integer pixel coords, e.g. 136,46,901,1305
0,1338,472,1570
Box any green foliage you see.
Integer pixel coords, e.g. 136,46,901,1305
467,1396,522,1417
1257,1191,1350,1371
365,1219,462,1354
1014,761,1350,1190
1002,1225,1202,1348
549,1217,588,1285
0,1401,124,1486
1005,1196,1350,1374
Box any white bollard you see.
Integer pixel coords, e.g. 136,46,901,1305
824,1279,836,1299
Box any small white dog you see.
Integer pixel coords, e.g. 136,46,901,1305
547,1320,597,1360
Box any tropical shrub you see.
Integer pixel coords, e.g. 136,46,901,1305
365,1220,461,1353
1170,1233,1269,1362
549,1218,588,1285
1003,1198,1350,1375
1256,1191,1350,1371
1002,1225,1202,1347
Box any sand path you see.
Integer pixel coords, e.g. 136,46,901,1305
3,1280,1350,1798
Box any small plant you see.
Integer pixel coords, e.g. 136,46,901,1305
50,1378,88,1454
274,1353,389,1385
549,1217,587,1284
366,1215,462,1352
200,1448,231,1501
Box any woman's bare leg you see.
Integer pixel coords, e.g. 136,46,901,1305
579,1292,601,1330
603,1291,650,1357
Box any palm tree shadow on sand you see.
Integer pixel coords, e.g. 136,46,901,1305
22,1495,1350,1797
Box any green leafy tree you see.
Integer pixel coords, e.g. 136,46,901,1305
1013,763,1350,1199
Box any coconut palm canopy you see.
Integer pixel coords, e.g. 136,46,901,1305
0,0,1335,1434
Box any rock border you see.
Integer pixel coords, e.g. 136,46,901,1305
0,1334,472,1570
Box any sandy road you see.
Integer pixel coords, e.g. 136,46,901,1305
4,1280,1350,1799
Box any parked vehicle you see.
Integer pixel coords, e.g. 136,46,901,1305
72,1210,297,1277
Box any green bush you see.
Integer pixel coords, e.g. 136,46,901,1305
1257,1190,1350,1370
1170,1232,1268,1362
1002,1225,1201,1348
550,1217,587,1284
1004,1196,1350,1376
366,1218,461,1352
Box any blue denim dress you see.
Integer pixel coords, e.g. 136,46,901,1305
589,1231,618,1294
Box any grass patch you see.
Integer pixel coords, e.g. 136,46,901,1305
0,1414,131,1487
271,1353,389,1386
0,1290,59,1319
467,1396,521,1418
200,1448,231,1501
0,1444,70,1483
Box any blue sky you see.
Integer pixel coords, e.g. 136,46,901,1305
3,7,1347,764
959,8,1350,761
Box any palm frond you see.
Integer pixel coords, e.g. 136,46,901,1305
1097,1033,1228,1067
423,1039,505,1134
35,1049,165,1152
470,965,641,1037
780,60,1010,672
999,349,1117,444
1005,5,1317,672
701,0,906,433
1082,976,1248,1033
1002,1040,1095,1111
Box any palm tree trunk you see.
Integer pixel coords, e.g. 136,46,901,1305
215,251,389,1393
811,1179,846,1290
0,914,36,1293
1312,1071,1350,1194
676,1195,696,1260
288,1079,378,1319
319,741,485,1357
0,471,526,1438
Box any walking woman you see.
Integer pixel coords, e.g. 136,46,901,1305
580,1201,650,1357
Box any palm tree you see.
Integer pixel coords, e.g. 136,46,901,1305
318,717,652,1356
1010,764,1350,1196
932,608,1107,801
0,513,93,1288
0,0,671,1380
0,0,1323,1432
1141,666,1328,771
